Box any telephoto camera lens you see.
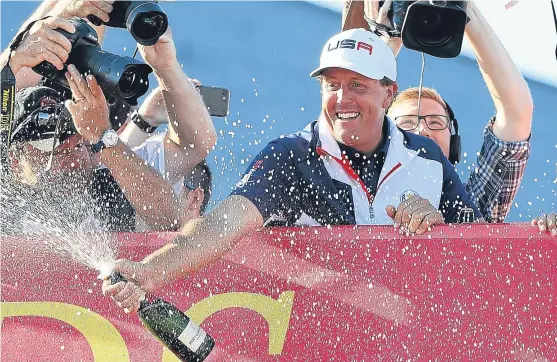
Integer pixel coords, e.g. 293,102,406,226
118,67,142,97
130,11,167,45
32,18,153,106
70,45,152,106
87,1,169,46
126,1,169,46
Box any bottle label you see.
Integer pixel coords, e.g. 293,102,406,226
177,320,207,353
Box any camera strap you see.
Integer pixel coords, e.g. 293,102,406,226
0,17,50,174
0,63,15,176
363,15,398,39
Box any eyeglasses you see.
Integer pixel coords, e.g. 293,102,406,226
394,114,451,131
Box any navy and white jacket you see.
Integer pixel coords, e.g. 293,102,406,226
231,117,481,226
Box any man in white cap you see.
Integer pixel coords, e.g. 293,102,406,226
103,29,481,311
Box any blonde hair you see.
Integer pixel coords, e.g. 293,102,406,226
388,87,449,116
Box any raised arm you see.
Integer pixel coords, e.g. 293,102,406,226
137,28,217,184
64,65,182,230
465,1,533,142
342,0,370,31
118,87,167,150
342,0,403,57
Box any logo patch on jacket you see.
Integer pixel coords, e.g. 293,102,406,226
236,160,264,188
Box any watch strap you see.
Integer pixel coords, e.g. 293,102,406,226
131,110,157,134
91,139,106,154
91,129,117,154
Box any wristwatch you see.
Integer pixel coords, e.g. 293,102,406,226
91,129,119,154
131,110,157,134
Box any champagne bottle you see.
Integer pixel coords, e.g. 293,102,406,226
110,271,215,361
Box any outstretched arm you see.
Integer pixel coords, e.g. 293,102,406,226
342,0,369,31
103,195,264,311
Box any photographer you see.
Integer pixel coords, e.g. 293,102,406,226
0,0,112,90
118,82,215,231
342,0,533,223
4,23,216,231
5,69,182,231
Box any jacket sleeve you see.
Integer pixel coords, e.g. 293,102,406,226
465,117,530,223
229,141,302,225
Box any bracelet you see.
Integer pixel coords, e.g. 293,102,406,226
131,110,157,134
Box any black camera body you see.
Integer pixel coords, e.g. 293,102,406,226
380,0,468,58
88,1,168,46
32,18,152,106
32,19,99,79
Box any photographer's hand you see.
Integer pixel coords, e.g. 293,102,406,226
137,87,169,127
363,0,403,57
51,0,115,23
64,64,111,144
9,17,75,75
138,27,178,73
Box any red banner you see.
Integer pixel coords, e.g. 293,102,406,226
2,224,557,361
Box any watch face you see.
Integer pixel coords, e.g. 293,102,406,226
103,130,119,147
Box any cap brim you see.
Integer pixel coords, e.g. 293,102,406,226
309,67,323,78
309,61,389,81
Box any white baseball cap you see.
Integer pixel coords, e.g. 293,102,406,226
310,29,397,82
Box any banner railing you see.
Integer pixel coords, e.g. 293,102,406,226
2,223,556,361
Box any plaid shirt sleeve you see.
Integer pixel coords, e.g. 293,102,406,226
465,117,531,223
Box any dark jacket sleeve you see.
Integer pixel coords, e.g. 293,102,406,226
229,141,302,224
